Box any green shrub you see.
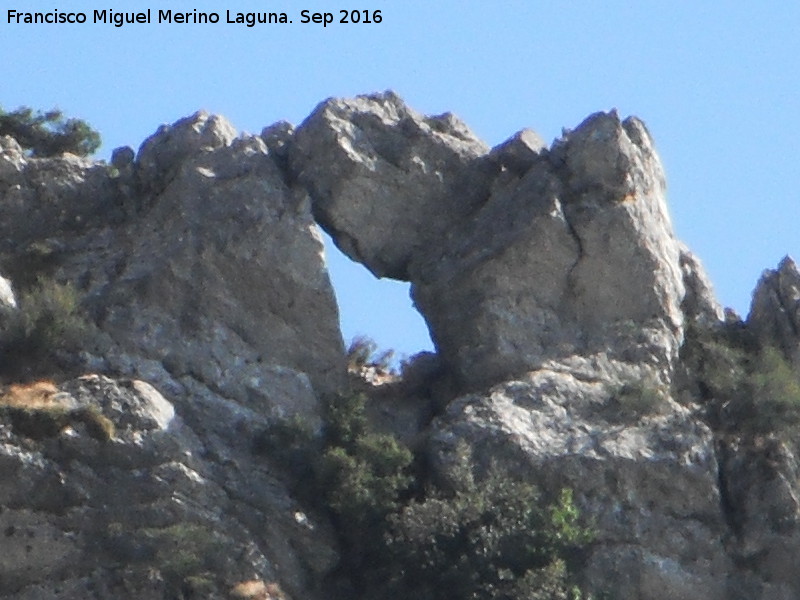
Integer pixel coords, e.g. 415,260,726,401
325,390,369,447
734,347,800,434
681,323,750,405
0,277,92,378
681,323,800,435
318,432,413,530
137,523,225,597
605,377,668,422
380,472,592,600
0,106,100,157
317,392,414,589
259,392,595,600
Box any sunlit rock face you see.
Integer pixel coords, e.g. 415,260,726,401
0,111,346,599
292,94,719,390
289,91,492,280
747,256,800,367
0,110,346,405
14,91,800,600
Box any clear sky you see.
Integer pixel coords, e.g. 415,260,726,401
2,2,799,361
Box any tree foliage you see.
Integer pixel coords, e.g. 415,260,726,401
258,391,595,600
381,472,592,600
0,106,100,157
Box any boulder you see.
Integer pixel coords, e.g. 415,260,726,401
290,91,492,279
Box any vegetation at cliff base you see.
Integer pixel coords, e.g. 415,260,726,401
0,105,101,157
259,389,594,600
382,473,592,600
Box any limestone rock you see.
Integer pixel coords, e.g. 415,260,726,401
0,376,337,599
0,111,345,402
747,256,800,365
290,91,492,279
487,128,547,175
428,369,731,600
3,93,794,600
413,111,686,388
261,120,294,164
136,110,238,194
0,111,346,598
679,243,724,326
292,95,696,389
716,438,800,600
0,273,16,309
105,114,344,399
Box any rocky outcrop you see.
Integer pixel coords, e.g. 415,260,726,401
428,369,731,600
414,112,690,388
0,113,346,598
2,92,800,600
291,94,715,389
290,91,492,280
0,110,345,405
0,375,336,599
747,256,800,366
679,243,725,326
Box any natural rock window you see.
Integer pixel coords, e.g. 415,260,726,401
321,231,434,364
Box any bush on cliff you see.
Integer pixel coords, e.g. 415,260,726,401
260,391,594,599
0,106,101,157
378,461,593,600
682,323,800,435
316,391,414,590
346,335,395,373
0,277,92,379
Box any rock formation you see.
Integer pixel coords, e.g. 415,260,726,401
0,375,336,599
0,115,345,599
748,256,800,366
289,91,493,280
291,97,716,389
0,91,797,600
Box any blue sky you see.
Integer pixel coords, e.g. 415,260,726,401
3,2,799,360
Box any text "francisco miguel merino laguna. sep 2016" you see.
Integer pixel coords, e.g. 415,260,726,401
6,8,384,27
